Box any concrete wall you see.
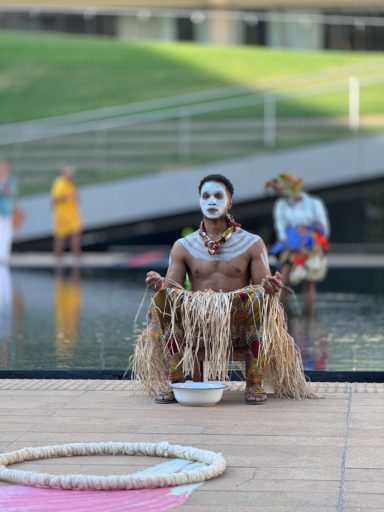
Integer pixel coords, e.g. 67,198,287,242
207,10,241,45
268,9,323,50
117,14,175,41
14,134,384,243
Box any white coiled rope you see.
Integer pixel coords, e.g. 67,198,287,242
0,441,226,490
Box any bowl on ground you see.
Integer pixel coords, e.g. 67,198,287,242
171,381,228,407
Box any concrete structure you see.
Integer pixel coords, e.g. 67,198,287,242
13,133,384,245
8,251,384,270
0,0,383,50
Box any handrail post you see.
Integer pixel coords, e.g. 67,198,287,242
263,95,276,148
178,108,191,161
95,128,107,174
349,76,360,133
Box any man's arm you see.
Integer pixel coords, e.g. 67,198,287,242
146,241,187,292
249,239,282,295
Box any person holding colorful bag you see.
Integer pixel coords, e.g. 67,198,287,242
266,173,330,316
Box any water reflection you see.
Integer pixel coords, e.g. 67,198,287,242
0,266,12,365
9,269,147,370
2,269,384,372
288,315,328,371
55,267,82,362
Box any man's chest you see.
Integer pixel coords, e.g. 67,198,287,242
186,254,250,278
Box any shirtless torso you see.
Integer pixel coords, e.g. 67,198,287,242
146,177,282,296
168,228,270,292
147,228,281,295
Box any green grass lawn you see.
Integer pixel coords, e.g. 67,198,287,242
1,32,384,196
1,31,384,123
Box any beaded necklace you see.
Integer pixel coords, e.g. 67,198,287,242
198,215,241,256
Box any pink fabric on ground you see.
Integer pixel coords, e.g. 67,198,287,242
0,485,190,512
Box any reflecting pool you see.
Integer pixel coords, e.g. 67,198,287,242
0,266,383,372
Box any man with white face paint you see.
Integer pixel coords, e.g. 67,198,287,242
144,174,283,404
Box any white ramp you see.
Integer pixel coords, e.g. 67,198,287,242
14,133,384,242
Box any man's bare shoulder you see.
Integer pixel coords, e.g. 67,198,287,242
250,235,265,252
176,231,201,255
173,238,187,250
237,228,261,249
247,235,266,256
171,239,190,259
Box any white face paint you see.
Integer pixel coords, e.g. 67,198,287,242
261,247,270,269
199,181,230,220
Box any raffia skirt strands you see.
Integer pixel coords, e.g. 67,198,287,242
131,285,319,400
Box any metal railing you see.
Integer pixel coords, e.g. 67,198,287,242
1,65,383,194
1,57,383,142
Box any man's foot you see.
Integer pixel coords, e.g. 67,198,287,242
244,386,267,405
154,389,177,404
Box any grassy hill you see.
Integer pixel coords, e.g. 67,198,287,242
1,32,384,195
1,32,384,123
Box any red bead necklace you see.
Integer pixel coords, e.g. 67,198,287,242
198,215,241,256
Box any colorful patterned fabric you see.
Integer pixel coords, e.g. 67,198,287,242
265,173,303,198
272,225,329,284
151,288,266,385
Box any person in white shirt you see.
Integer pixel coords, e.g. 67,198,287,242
266,173,330,316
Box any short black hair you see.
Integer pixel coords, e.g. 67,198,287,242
198,174,234,196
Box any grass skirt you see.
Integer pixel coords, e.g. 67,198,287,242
131,285,318,399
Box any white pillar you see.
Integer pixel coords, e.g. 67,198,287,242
263,96,276,148
349,76,360,133
208,10,236,45
267,9,323,50
116,14,164,41
162,15,177,41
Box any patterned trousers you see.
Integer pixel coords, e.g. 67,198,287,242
152,288,266,387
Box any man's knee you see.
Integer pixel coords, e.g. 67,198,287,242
152,289,169,315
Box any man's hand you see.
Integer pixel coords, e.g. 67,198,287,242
146,271,165,292
261,272,283,295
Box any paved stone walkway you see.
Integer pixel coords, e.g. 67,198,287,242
0,380,383,511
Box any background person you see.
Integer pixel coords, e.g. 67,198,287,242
0,161,17,265
266,173,330,316
51,165,82,259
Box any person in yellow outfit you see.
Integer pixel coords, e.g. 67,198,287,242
51,165,82,258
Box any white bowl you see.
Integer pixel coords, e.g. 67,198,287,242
171,382,228,407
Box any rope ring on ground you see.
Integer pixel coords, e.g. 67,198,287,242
0,441,226,491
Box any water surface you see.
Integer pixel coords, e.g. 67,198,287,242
0,267,383,372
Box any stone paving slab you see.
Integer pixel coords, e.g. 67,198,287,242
178,489,340,508
178,508,338,512
0,379,382,512
344,494,384,508
344,509,384,512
